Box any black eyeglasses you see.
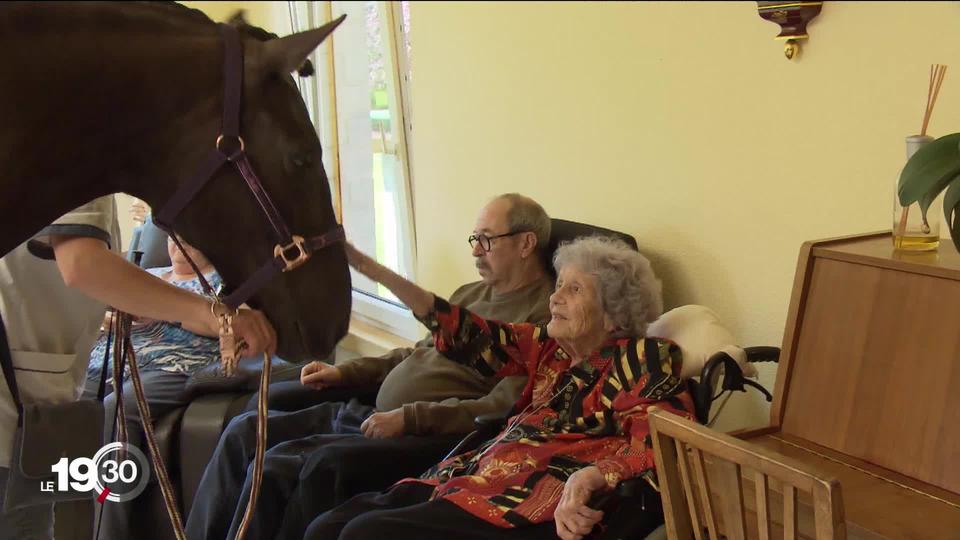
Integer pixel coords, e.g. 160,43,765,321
468,230,527,253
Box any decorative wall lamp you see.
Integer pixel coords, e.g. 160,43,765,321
757,1,823,60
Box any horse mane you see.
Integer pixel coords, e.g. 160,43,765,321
141,1,316,77
134,1,216,27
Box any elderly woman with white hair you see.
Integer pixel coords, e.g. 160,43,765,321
305,237,696,540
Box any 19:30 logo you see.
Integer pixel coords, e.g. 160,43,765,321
47,442,150,503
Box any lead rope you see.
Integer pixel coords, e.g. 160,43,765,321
120,231,271,540
234,352,271,540
120,318,187,540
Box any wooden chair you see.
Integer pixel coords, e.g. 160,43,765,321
649,409,846,540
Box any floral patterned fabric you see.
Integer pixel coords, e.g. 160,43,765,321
405,296,696,528
86,267,222,383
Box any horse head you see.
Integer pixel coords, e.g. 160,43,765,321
0,3,352,362
144,14,352,362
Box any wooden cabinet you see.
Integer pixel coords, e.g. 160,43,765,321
739,232,960,539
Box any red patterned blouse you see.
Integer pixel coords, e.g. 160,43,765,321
406,296,696,528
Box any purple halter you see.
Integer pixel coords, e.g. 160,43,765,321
154,24,344,311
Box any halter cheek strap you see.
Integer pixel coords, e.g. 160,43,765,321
143,24,335,540
154,24,344,313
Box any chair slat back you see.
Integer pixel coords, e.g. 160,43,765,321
649,409,846,540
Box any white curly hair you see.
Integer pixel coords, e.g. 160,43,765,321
552,236,662,337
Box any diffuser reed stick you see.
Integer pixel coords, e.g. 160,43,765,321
895,64,948,248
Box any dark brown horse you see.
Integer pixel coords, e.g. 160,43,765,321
0,1,351,361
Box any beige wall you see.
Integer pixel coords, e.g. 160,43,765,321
408,1,960,430
173,2,960,430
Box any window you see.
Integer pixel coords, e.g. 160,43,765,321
289,1,419,339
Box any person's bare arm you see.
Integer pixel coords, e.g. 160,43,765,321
52,236,276,357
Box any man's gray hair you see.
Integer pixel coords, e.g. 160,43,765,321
494,193,551,254
553,236,663,337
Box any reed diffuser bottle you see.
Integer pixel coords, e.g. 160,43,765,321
894,65,947,251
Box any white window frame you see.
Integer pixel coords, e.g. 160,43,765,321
288,1,419,340
351,289,424,342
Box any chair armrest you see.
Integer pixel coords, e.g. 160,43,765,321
183,357,299,399
179,392,250,515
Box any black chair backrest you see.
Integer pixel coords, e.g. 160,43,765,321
128,218,172,269
541,218,639,277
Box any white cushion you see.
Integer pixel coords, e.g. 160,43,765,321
647,305,757,379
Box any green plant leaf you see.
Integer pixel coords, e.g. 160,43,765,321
898,133,960,206
949,196,960,253
943,176,960,237
920,189,941,222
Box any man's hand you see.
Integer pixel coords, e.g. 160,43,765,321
360,409,405,439
555,466,607,540
300,361,343,390
230,308,277,359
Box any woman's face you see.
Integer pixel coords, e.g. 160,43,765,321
167,236,211,271
547,265,612,342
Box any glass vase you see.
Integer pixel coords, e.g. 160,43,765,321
893,135,941,251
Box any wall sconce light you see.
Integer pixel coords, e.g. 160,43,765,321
757,1,823,60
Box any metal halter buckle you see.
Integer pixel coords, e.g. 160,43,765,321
275,235,309,272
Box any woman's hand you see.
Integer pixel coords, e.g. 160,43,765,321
300,360,343,390
555,466,608,540
342,241,435,318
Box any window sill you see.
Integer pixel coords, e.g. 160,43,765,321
340,315,417,359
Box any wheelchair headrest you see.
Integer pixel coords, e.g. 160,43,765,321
647,305,757,379
128,218,172,269
543,219,639,277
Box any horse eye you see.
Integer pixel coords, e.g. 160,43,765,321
290,154,313,169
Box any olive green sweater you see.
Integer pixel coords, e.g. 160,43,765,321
336,277,553,435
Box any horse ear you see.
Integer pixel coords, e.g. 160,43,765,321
227,10,249,26
260,14,347,75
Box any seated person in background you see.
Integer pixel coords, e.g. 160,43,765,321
303,236,695,540
84,234,222,411
186,193,555,540
83,235,224,539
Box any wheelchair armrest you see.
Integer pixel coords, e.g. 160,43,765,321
474,412,509,432
472,412,509,447
441,413,509,461
587,476,649,510
743,346,780,363
690,347,779,424
183,356,299,399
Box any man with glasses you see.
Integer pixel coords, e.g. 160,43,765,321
187,193,555,540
